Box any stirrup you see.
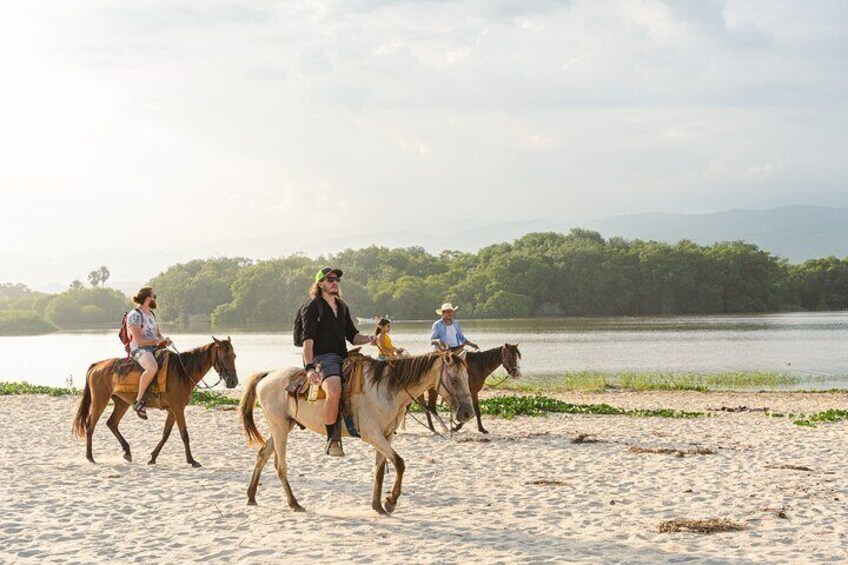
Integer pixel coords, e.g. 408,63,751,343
133,400,148,420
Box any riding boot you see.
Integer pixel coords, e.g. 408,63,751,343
325,421,344,457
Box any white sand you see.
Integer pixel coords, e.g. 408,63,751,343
1,391,846,564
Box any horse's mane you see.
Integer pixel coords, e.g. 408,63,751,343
363,353,465,394
466,347,502,375
174,343,215,383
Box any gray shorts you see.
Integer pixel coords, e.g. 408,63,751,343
313,353,344,380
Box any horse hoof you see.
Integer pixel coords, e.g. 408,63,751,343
480,429,489,435
291,505,306,513
384,499,397,513
190,461,202,468
247,499,257,506
123,453,132,462
147,459,156,465
372,505,388,515
86,457,96,464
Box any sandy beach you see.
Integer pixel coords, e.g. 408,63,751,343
1,390,846,564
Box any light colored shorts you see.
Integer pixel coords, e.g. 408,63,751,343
132,346,157,363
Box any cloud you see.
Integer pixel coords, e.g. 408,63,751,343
0,0,846,260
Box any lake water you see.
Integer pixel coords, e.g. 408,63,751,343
2,312,847,390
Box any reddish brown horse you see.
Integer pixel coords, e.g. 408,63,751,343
72,338,238,467
423,343,522,434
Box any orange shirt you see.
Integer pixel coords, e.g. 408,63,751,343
377,332,395,358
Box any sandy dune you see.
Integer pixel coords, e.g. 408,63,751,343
1,391,846,564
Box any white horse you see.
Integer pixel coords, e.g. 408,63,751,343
239,350,474,514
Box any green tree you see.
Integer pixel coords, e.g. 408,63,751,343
150,257,252,325
44,288,130,328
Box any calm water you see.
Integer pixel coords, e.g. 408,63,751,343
2,312,847,390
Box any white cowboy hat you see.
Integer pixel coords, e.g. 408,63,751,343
436,302,459,315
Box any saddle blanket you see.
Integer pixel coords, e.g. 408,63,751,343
111,350,170,394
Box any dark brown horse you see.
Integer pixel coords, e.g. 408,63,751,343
72,337,238,467
423,343,522,434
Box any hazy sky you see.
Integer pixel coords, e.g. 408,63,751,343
1,0,846,258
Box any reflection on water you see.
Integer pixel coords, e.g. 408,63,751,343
1,312,846,390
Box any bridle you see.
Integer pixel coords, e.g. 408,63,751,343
488,345,521,387
190,343,234,390
501,345,519,379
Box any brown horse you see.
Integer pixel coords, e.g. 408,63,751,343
239,350,474,514
72,337,238,467
423,343,522,434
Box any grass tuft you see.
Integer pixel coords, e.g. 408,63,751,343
492,370,800,392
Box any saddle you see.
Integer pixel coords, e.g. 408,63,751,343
285,351,369,437
284,351,367,402
112,349,170,395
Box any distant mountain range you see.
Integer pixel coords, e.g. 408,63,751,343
3,205,846,293
587,205,848,263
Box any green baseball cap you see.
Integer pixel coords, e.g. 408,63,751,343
315,266,343,282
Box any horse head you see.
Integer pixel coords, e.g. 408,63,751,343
502,343,522,379
436,349,474,424
211,336,239,388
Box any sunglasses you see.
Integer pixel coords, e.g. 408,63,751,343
323,276,340,283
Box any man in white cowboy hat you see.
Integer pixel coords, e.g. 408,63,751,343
430,302,479,350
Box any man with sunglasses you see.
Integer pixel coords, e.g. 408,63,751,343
302,267,376,457
127,286,172,419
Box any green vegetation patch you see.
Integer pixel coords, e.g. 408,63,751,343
0,381,76,396
0,311,58,336
792,409,848,428
0,381,240,410
190,389,240,408
477,395,703,420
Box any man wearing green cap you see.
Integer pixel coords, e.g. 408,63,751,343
301,266,375,457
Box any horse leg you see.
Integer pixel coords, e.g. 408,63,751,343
424,390,436,432
472,389,488,434
269,422,303,512
247,435,275,506
173,407,201,468
371,450,388,515
106,399,132,462
148,411,175,465
368,434,404,514
85,394,110,464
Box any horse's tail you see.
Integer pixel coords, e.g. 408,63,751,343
240,371,270,447
72,363,97,438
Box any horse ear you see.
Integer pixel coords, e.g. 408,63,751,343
227,336,231,342
212,336,220,344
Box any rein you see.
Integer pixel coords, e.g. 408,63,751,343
170,344,222,389
403,388,449,437
487,374,511,388
403,363,454,436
